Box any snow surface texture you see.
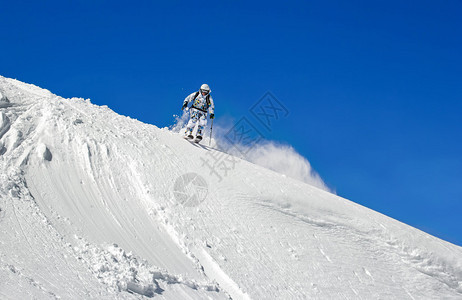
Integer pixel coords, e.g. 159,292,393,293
0,75,461,299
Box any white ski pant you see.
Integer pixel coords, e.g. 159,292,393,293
186,108,207,135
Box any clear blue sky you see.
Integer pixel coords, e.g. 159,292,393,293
1,1,461,245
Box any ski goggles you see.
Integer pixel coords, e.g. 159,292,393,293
200,89,209,95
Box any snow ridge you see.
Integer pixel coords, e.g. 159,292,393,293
1,75,462,299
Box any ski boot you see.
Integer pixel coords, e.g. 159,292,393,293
184,129,194,140
194,129,203,143
194,136,203,143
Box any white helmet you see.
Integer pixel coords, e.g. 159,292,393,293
200,84,211,94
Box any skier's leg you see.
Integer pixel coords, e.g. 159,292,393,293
196,113,208,137
185,121,194,135
185,110,199,135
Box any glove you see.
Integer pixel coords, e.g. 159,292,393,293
210,113,215,119
182,103,187,110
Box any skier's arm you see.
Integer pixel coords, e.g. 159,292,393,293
208,95,215,115
183,92,196,106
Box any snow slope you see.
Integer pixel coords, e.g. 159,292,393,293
0,76,461,299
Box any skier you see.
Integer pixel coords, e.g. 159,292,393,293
182,84,215,142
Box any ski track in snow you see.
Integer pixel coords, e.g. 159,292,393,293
1,76,462,299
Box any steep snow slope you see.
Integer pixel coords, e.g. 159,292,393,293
0,76,461,299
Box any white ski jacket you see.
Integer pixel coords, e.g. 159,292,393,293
184,92,214,114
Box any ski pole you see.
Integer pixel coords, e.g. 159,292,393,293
209,119,214,146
